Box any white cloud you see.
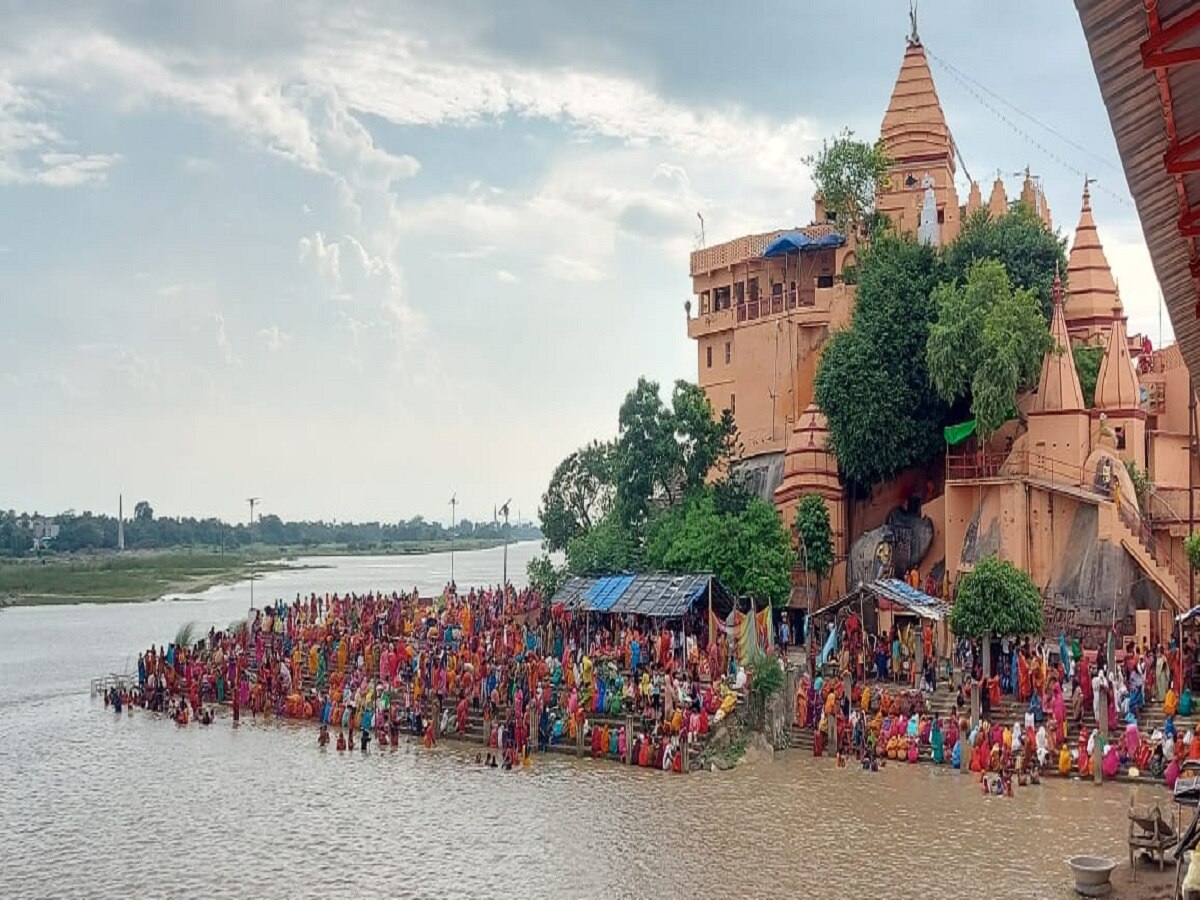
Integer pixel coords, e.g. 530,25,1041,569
0,78,119,186
496,269,518,284
259,325,290,353
213,313,236,365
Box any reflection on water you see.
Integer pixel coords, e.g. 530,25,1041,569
0,543,1170,899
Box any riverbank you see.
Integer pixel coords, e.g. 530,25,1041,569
0,550,292,606
0,539,517,607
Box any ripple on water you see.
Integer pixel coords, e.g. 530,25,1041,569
0,699,1167,900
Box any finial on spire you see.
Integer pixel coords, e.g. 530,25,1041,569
908,0,920,46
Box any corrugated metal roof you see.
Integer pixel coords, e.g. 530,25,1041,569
551,573,733,618
1076,0,1200,380
870,578,949,621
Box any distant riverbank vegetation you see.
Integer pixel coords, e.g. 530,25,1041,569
0,505,541,559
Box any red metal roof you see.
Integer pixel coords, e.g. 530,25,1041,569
1076,0,1200,379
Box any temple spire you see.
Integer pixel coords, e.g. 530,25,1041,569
1065,177,1121,337
1031,270,1086,414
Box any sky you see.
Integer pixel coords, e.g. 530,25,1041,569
0,0,1168,525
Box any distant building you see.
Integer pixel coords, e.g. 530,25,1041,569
27,517,60,551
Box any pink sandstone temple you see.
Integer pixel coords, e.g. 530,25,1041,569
685,29,1197,644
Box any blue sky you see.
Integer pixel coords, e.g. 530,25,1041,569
0,0,1165,524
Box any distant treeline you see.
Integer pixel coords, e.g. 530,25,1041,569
0,503,541,557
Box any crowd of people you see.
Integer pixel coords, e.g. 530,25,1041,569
114,583,747,774
801,605,1200,787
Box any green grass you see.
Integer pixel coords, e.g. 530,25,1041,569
0,549,277,605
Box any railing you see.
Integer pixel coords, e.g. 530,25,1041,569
1117,499,1190,593
945,449,1093,490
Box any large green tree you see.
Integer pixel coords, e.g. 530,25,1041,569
949,555,1044,639
538,440,614,553
804,128,892,239
644,489,796,608
612,377,734,533
941,205,1068,319
814,234,948,488
926,259,1052,436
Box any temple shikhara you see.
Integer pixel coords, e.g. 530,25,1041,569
685,26,1197,644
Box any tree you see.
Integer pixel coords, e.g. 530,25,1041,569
566,514,642,576
949,556,1044,639
527,553,569,599
804,129,893,238
1074,345,1103,408
926,259,1052,436
644,489,796,608
941,206,1068,320
794,494,834,579
133,501,154,522
814,234,948,488
538,440,614,553
611,377,735,534
1186,533,1200,572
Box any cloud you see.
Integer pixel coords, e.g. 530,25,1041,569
259,324,290,352
0,78,119,186
213,313,236,365
496,269,519,284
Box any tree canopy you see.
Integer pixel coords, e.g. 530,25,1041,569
814,234,948,488
538,440,614,553
1074,344,1103,408
804,129,892,238
926,259,1052,437
948,555,1044,638
941,206,1068,319
794,493,833,579
644,489,796,609
534,377,794,607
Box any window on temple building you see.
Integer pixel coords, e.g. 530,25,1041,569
725,341,731,365
706,345,713,369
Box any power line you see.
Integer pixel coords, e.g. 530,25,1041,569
925,48,1133,210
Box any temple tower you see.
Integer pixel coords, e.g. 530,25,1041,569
1092,300,1146,467
876,29,961,244
1065,181,1122,344
774,402,847,598
1027,272,1091,481
987,175,1008,218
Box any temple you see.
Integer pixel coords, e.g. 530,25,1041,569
684,26,1198,644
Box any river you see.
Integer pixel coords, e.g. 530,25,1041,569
0,541,1171,899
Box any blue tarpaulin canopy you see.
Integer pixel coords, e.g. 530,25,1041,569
761,230,846,258
551,573,733,619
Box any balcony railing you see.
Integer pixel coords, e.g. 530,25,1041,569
945,449,1093,491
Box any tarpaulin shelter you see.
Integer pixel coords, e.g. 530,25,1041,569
761,230,846,258
551,573,733,619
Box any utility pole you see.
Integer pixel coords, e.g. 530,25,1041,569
449,493,457,588
498,499,511,587
247,497,259,613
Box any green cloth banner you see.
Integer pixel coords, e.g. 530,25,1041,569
943,419,977,446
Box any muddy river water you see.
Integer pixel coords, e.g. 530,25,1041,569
0,543,1169,899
